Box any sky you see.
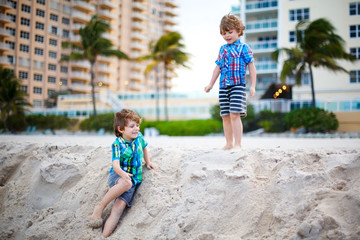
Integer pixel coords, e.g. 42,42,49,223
171,0,240,93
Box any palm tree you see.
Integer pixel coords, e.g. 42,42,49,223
140,32,189,121
272,18,356,107
61,15,128,118
0,67,31,131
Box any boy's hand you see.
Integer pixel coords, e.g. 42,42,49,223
146,162,158,171
120,171,133,181
250,87,255,98
204,85,212,93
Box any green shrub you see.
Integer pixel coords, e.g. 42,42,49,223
79,113,114,132
141,119,222,136
26,114,76,130
257,110,287,133
284,107,338,132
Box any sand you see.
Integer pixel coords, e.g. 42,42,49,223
0,135,359,240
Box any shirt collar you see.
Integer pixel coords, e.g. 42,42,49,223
227,39,241,47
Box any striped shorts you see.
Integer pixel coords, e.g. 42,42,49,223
219,84,247,117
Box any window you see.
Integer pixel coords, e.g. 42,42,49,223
36,22,44,30
350,70,360,83
36,9,45,17
21,4,31,13
20,44,29,53
350,25,360,38
50,14,58,21
289,31,296,42
49,51,57,58
20,31,30,39
6,27,16,36
21,17,30,26
289,8,309,21
6,13,16,23
37,0,45,5
60,78,68,85
51,26,58,35
62,17,70,25
62,29,70,38
61,66,68,73
5,41,15,50
33,87,42,94
49,39,57,46
34,74,43,81
21,85,28,93
33,100,42,108
48,89,56,97
19,71,28,79
35,48,44,55
48,64,57,71
35,35,44,43
9,0,17,9
350,47,360,59
350,2,360,15
48,76,56,83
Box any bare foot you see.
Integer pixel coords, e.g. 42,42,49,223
222,144,233,150
87,203,103,228
231,145,242,151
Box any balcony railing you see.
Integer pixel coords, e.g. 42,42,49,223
249,40,277,52
72,10,91,22
255,61,277,73
73,0,96,12
246,0,278,11
246,19,278,32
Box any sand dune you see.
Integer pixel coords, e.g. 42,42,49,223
0,135,359,240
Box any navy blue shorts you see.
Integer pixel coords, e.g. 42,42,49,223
219,84,247,117
108,171,139,207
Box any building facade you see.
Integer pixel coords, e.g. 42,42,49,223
0,0,178,108
232,0,360,112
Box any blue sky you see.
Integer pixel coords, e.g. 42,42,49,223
172,0,239,93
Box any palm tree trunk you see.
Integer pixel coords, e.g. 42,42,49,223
90,62,97,118
309,65,316,107
156,65,160,121
164,63,168,121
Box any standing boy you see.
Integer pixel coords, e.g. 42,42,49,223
205,14,257,150
87,109,157,238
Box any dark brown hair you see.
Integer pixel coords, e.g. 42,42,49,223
220,14,246,36
113,109,141,137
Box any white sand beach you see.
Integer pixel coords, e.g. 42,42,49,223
0,135,359,240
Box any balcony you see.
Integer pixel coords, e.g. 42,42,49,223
72,10,91,23
0,42,13,52
163,6,178,17
98,56,113,63
130,71,144,81
132,22,146,31
133,2,147,12
97,75,112,84
128,81,144,91
246,0,278,13
132,12,147,22
249,40,277,53
246,19,278,33
99,9,115,21
101,32,117,42
163,0,178,8
71,83,91,93
163,15,176,26
0,56,13,66
255,61,277,74
0,27,12,37
97,64,115,74
71,71,91,81
70,33,82,44
0,13,12,23
73,0,95,13
0,0,12,10
71,60,90,69
99,0,117,9
72,23,86,32
131,42,147,51
131,31,147,41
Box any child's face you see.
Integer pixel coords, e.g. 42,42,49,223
119,120,140,141
221,29,240,44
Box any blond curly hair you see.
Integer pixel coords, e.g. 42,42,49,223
220,14,246,36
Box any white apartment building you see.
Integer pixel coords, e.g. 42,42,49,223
0,0,178,108
232,0,360,113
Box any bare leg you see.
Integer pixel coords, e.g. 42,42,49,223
222,115,233,150
230,113,242,149
102,199,127,238
89,178,132,225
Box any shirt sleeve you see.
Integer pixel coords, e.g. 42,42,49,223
242,44,254,64
112,142,121,161
215,45,225,66
138,132,148,149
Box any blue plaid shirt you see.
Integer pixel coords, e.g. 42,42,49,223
110,132,148,185
215,39,254,89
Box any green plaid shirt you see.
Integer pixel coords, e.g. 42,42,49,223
110,132,148,185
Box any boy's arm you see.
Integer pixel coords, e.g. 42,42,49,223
248,62,257,97
204,65,220,93
143,146,157,170
112,160,133,180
